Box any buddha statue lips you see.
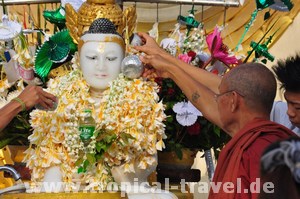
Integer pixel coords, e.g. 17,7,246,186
94,73,108,78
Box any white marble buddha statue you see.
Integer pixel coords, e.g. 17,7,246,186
79,18,176,199
23,18,167,196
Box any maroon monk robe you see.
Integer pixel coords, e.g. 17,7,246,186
208,118,295,199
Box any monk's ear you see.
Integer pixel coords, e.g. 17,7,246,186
230,92,240,112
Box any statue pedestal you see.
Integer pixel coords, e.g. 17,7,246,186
1,190,194,199
1,192,127,199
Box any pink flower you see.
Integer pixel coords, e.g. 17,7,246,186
205,27,239,68
178,54,192,64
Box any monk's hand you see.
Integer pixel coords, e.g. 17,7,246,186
142,66,158,79
139,54,171,79
134,32,166,56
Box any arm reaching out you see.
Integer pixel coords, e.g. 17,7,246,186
135,32,221,94
139,53,222,128
0,85,57,130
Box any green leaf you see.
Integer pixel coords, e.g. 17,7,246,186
174,147,183,160
120,133,135,145
96,142,107,153
166,82,173,88
75,157,84,167
15,125,26,130
0,137,14,149
166,116,173,123
171,143,184,159
213,125,221,137
104,134,117,143
19,34,28,49
95,154,103,161
83,160,89,171
94,129,104,138
94,130,100,138
77,166,84,174
87,153,96,164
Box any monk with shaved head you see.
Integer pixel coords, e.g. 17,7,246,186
135,32,295,199
223,63,276,115
215,63,277,135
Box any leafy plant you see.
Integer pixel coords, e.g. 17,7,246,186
0,108,32,149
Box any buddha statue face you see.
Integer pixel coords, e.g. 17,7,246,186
79,18,125,94
80,41,124,92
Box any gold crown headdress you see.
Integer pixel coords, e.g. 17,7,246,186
65,0,136,44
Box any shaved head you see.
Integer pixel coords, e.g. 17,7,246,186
222,63,276,114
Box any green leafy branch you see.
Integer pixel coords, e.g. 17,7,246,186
76,129,135,173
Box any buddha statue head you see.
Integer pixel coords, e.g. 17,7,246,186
79,18,125,96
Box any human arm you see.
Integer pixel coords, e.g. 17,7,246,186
135,32,221,93
0,85,56,130
140,53,223,128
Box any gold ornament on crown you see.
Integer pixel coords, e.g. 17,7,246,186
65,0,136,44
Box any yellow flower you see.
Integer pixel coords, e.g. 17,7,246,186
0,78,10,97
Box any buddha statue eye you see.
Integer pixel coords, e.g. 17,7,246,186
86,55,97,60
107,56,117,61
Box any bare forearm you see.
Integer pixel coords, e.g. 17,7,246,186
167,64,222,127
0,101,23,130
160,53,221,93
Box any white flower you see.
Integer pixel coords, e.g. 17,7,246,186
156,139,165,151
173,101,202,126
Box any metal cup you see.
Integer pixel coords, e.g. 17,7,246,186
121,55,144,79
